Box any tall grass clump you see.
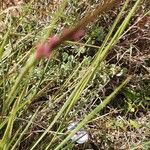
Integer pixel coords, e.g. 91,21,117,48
0,0,145,149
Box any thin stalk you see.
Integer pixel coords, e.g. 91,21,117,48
2,0,68,114
2,54,36,114
30,1,136,148
11,107,40,150
63,0,130,119
0,86,27,149
0,30,9,58
54,76,132,150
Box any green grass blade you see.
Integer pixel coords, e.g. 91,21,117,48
11,107,40,150
54,76,132,150
0,30,9,58
30,1,140,148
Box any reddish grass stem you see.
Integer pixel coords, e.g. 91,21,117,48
35,0,122,60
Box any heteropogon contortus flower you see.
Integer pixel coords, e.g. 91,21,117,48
35,0,121,60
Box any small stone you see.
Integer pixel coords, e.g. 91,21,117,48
67,122,89,144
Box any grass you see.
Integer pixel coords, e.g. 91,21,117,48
0,0,149,149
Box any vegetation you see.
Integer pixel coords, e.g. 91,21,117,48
0,0,149,149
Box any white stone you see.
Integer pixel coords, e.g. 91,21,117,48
67,122,89,144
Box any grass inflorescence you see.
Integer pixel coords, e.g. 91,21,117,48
0,0,149,149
